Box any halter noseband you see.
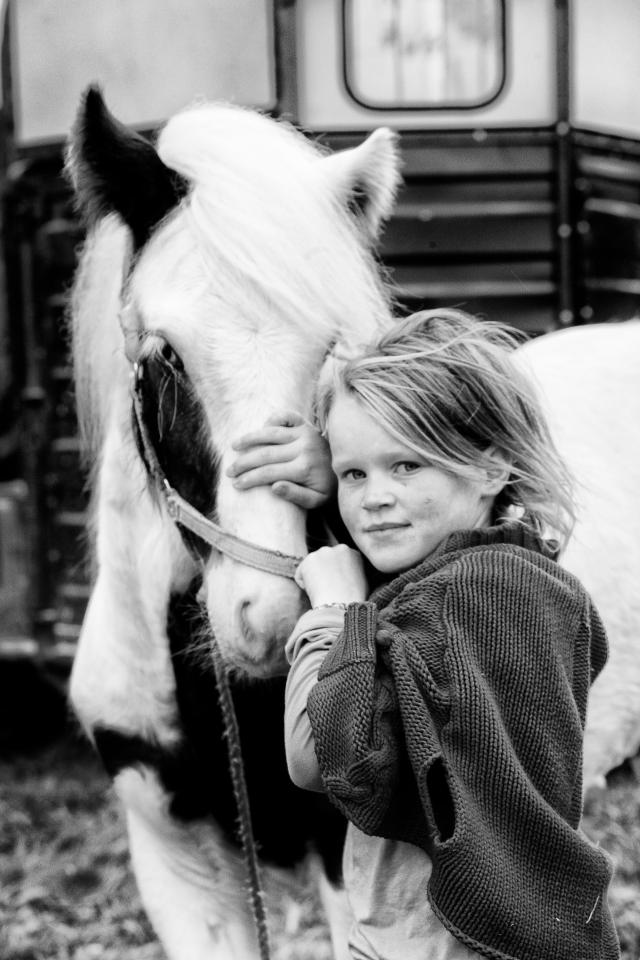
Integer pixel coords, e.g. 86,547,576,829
130,356,303,580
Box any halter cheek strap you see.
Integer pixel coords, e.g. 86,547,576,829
131,361,303,579
164,486,303,578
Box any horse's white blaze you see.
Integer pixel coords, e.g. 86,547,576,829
116,107,400,669
516,320,640,789
128,220,322,672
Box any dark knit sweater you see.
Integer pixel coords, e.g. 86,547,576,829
307,522,620,960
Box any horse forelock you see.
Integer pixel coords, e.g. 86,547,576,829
153,102,394,350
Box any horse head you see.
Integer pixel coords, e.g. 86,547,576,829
67,88,401,677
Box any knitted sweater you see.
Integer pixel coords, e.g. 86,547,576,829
307,522,620,960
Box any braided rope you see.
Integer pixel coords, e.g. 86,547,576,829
209,633,272,960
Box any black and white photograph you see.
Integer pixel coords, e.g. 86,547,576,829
0,2,639,958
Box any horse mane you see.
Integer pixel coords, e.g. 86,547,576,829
156,103,395,347
70,214,132,466
70,102,396,463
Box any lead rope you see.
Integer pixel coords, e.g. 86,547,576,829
208,623,272,960
128,353,280,957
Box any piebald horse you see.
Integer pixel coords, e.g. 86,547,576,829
66,88,639,959
67,87,399,960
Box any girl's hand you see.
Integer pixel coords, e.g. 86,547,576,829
227,412,335,510
295,545,368,608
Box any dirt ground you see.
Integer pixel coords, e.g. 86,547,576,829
1,724,639,960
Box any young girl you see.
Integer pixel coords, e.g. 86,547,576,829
229,309,619,960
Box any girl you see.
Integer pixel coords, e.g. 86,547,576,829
229,309,619,960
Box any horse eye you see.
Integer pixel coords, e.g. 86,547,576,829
160,340,183,370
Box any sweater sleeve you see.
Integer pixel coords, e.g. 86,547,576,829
284,607,348,792
307,601,433,845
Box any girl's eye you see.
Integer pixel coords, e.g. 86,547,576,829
396,461,422,475
342,468,365,481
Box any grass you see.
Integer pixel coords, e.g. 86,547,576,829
1,731,638,959
0,735,163,960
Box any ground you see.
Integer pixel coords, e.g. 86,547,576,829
1,725,639,960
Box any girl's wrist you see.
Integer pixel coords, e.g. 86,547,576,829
308,592,367,607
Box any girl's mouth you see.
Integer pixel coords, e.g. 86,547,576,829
363,522,409,533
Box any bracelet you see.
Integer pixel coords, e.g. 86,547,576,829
311,602,349,611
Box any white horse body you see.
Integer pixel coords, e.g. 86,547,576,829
517,321,640,790
67,90,639,960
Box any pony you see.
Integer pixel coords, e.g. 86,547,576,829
66,87,401,960
66,87,640,959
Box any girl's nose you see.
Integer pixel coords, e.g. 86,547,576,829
362,475,395,510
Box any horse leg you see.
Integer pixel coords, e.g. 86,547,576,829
72,578,262,960
116,766,262,960
313,856,352,960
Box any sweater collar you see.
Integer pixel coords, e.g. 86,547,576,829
435,519,558,561
370,520,559,606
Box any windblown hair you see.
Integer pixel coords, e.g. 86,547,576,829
316,309,576,549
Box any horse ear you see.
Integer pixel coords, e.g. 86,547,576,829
321,128,402,241
66,86,187,249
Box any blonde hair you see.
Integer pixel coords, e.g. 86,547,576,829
316,309,576,549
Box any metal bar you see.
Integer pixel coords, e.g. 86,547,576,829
554,0,574,327
273,0,298,121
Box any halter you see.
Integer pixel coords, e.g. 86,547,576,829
130,355,303,579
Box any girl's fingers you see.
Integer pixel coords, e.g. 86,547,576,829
271,481,327,510
294,562,306,591
229,462,300,489
227,444,299,478
263,411,305,428
231,425,301,451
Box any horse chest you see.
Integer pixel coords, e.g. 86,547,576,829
92,586,346,883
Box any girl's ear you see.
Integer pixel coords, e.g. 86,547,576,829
481,448,511,496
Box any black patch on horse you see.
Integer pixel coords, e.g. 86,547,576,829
133,337,217,559
93,585,346,883
69,86,188,250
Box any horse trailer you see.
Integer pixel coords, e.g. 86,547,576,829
1,0,640,665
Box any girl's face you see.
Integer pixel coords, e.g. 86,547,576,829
327,392,503,575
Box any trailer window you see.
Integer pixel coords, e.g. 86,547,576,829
343,0,505,110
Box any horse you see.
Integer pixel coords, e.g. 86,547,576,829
66,87,640,959
66,86,401,960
